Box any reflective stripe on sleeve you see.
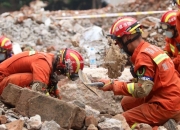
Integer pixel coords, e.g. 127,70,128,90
127,83,134,94
153,53,169,64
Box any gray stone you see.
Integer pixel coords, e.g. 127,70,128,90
41,120,60,130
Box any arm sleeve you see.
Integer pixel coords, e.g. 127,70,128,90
31,59,51,85
134,53,155,79
109,53,156,97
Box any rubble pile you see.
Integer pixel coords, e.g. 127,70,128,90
0,0,175,67
0,0,178,129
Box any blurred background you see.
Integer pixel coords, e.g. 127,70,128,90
0,0,122,13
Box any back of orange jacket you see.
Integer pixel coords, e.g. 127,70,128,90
0,51,54,85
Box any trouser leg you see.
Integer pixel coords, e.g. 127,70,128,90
0,73,33,94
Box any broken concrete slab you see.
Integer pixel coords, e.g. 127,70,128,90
0,83,23,107
16,88,41,116
0,83,86,129
28,95,85,129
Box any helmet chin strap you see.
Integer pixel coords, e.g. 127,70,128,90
118,33,141,56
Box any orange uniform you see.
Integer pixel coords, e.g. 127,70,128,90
164,36,180,73
0,51,54,94
111,40,180,129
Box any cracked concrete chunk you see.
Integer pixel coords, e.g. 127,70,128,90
28,95,85,129
1,83,23,107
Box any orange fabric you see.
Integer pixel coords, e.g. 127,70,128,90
164,37,180,73
112,40,180,127
122,96,180,130
164,37,180,57
0,73,33,93
131,41,180,111
0,51,54,94
98,79,129,95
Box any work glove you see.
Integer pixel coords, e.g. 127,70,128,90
31,81,48,93
129,78,138,83
98,79,125,95
98,79,114,91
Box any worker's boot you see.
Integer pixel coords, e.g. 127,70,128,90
163,119,177,130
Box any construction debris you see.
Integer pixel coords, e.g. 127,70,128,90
0,0,178,129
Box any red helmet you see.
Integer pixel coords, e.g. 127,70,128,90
160,10,177,29
109,17,142,38
56,48,84,80
0,36,12,50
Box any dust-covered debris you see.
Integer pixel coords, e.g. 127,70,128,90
104,38,127,78
0,0,176,129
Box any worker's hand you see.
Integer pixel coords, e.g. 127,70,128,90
31,81,48,93
98,79,125,95
98,79,114,91
131,123,152,130
55,88,62,99
129,78,138,83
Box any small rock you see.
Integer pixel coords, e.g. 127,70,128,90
0,124,7,130
6,120,24,130
150,32,157,37
142,31,149,38
0,115,7,124
41,120,60,130
26,115,42,129
85,116,98,127
87,124,98,130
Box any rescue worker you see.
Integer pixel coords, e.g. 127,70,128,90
160,10,180,74
0,36,13,63
98,16,180,129
0,48,84,99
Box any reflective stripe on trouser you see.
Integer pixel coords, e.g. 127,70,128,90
121,96,180,129
0,73,33,94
